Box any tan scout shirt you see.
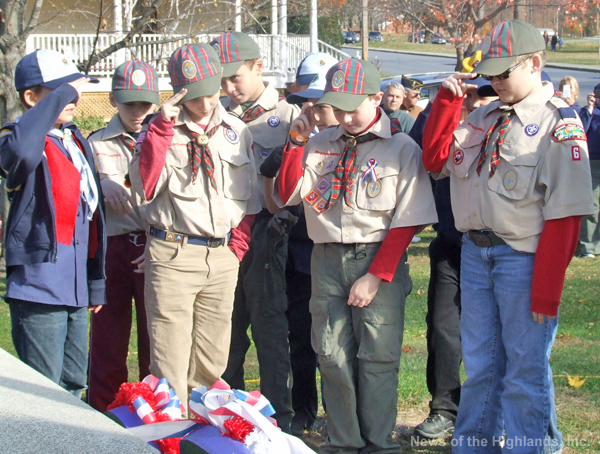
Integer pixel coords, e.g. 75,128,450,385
129,103,261,238
89,114,147,237
223,83,299,208
443,82,595,253
276,111,438,244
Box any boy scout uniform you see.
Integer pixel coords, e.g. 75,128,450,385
211,31,299,431
88,60,158,412
128,43,261,408
277,58,438,453
443,82,594,251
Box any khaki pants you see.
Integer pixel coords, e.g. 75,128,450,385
144,235,239,408
311,243,411,454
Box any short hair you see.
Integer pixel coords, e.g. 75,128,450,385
18,85,44,110
243,59,260,69
517,50,546,67
559,76,579,99
384,81,405,96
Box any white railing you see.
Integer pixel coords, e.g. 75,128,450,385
26,33,349,79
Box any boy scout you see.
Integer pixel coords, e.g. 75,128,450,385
210,31,299,431
277,58,438,453
422,20,594,453
128,43,260,408
88,60,158,412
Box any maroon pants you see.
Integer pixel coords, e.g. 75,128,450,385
88,232,150,412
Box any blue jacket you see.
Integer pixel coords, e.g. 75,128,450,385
0,84,106,304
578,105,600,160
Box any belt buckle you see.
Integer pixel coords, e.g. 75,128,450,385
471,232,492,248
164,231,184,243
206,237,223,248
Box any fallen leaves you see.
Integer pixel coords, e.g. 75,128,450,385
567,374,586,389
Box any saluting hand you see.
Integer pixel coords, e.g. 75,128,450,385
442,73,479,98
161,89,188,122
290,102,316,139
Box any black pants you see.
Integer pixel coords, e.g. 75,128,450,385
425,234,462,420
286,268,318,426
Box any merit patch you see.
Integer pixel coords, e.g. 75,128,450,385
525,124,539,136
503,170,517,191
258,148,271,159
552,124,586,142
131,69,146,87
332,70,344,89
224,127,239,144
453,149,464,165
304,189,320,205
480,36,492,55
212,43,221,57
313,197,328,213
182,60,197,80
572,145,581,161
316,177,331,194
267,116,280,127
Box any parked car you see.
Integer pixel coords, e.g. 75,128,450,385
380,72,454,109
342,31,360,44
408,31,425,43
368,31,384,42
431,33,447,44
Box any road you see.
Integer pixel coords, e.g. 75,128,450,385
342,46,600,104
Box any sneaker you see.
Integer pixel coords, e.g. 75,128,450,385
414,414,455,439
411,236,422,243
581,253,595,258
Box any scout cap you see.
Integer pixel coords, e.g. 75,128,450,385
316,58,381,112
400,76,423,91
15,49,99,91
112,60,159,104
287,53,339,105
168,43,222,104
474,20,545,77
210,32,262,78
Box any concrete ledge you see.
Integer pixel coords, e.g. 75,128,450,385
0,348,156,454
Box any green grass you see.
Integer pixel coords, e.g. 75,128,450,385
1,229,599,452
361,34,600,66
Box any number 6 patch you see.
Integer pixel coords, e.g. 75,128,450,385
572,146,581,161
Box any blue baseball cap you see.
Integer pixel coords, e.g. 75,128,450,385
15,50,99,91
287,53,339,105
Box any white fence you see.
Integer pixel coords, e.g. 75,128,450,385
26,33,350,79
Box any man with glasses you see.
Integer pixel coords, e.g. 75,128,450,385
401,76,424,119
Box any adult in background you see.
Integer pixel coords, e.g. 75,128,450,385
400,76,425,119
558,76,581,110
577,84,600,258
543,31,549,49
381,81,415,133
551,33,558,51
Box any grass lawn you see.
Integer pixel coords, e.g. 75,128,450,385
0,227,599,452
361,35,600,66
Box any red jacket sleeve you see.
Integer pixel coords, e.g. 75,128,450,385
368,226,418,282
277,141,305,205
139,115,175,200
422,87,463,173
228,215,255,261
530,216,581,316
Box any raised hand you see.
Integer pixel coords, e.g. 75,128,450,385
161,89,188,122
442,73,479,98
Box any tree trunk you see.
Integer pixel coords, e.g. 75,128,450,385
0,41,27,124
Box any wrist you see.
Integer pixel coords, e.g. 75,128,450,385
289,131,309,145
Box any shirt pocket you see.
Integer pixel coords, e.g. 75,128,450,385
355,160,399,211
304,152,340,177
220,152,252,201
95,152,129,176
451,127,487,179
487,145,539,201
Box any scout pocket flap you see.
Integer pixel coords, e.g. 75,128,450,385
486,144,539,201
220,152,252,200
450,126,487,179
305,151,341,177
356,160,399,211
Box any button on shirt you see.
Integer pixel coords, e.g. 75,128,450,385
89,114,147,237
129,104,261,237
223,83,299,208
276,112,438,244
443,82,595,253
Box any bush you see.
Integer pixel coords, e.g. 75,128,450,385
73,115,106,134
288,15,344,49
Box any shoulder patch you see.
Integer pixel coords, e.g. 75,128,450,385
552,123,586,142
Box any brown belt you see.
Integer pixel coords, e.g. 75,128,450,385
467,230,506,248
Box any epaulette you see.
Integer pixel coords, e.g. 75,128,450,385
390,118,403,136
87,128,106,139
548,97,578,120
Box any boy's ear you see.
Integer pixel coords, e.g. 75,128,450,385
372,91,384,105
253,58,265,77
109,92,118,108
530,53,544,74
22,89,39,108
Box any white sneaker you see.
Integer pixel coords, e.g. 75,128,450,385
411,236,422,243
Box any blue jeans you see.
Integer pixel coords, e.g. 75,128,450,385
8,298,88,399
453,237,558,454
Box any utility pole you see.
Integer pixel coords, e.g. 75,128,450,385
310,0,317,52
361,0,368,60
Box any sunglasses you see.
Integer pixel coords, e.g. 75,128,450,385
480,57,530,81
